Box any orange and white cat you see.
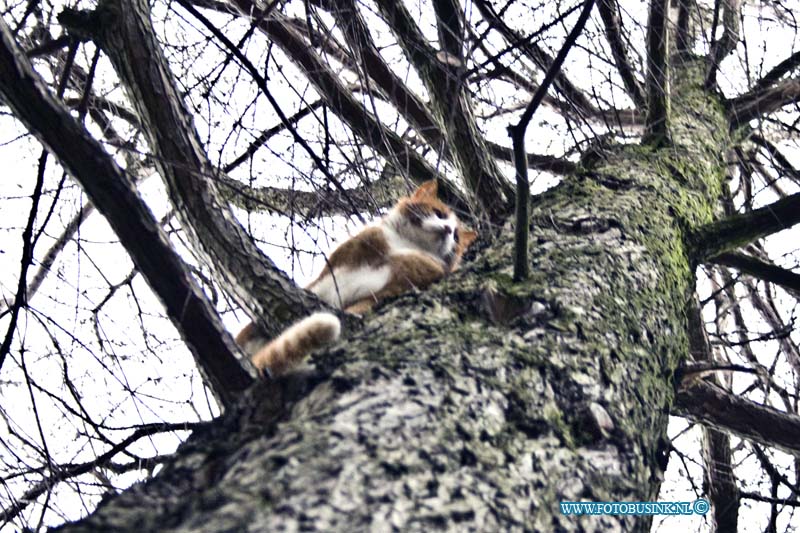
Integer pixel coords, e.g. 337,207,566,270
236,180,476,377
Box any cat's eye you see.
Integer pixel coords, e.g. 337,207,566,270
433,208,446,219
454,228,460,243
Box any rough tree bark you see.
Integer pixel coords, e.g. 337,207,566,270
50,56,728,532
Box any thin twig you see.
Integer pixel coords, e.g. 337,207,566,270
508,0,594,281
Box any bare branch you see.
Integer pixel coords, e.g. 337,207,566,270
753,51,800,92
486,142,578,175
218,170,404,218
643,0,670,144
705,0,741,89
711,252,800,298
474,0,598,119
596,0,646,108
321,0,444,154
0,422,201,523
730,78,800,128
220,1,448,190
703,426,740,531
0,16,253,404
751,133,800,185
373,0,512,217
63,95,140,127
685,294,740,531
692,191,800,260
60,0,325,343
675,0,695,54
740,491,800,508
508,0,595,281
674,381,800,457
222,99,325,175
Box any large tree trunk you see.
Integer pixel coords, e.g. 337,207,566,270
51,58,728,532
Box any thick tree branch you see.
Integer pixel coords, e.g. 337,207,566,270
373,0,512,218
729,78,800,128
711,252,800,297
218,170,404,218
487,141,578,174
675,0,695,54
0,17,253,404
674,380,800,457
63,94,140,127
705,0,741,89
432,0,463,61
703,426,740,531
685,296,740,531
60,0,324,343
754,51,800,92
596,0,646,108
692,191,800,260
643,0,670,144
320,0,443,154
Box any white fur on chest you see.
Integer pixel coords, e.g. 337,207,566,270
311,264,392,309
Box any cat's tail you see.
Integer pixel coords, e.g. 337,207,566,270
250,312,341,377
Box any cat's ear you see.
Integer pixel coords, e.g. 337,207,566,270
460,229,478,248
412,180,438,199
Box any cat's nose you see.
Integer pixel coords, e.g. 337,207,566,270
441,226,452,235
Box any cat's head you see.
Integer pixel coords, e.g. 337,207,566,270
388,180,477,271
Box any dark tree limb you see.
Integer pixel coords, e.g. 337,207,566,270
703,426,740,531
486,141,579,175
692,191,800,260
218,170,404,218
63,94,140,127
221,2,449,192
643,0,671,144
0,41,78,372
474,0,598,120
508,0,595,281
740,492,800,508
60,0,325,342
750,133,800,185
674,380,800,457
753,51,800,92
711,252,800,298
705,0,741,89
729,78,800,128
432,0,464,61
373,0,512,218
685,296,740,532
320,0,444,155
596,0,646,108
0,422,201,524
0,17,253,405
675,0,695,54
